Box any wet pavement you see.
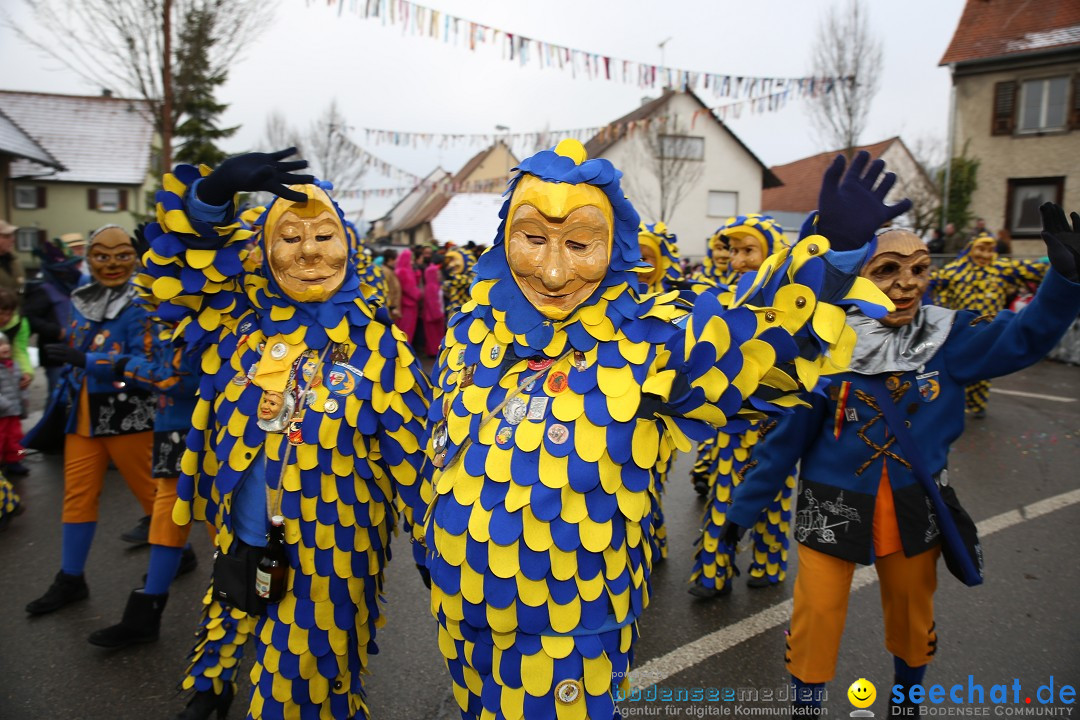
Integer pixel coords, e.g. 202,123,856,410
0,360,1077,719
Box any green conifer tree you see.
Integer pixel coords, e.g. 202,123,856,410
173,5,237,167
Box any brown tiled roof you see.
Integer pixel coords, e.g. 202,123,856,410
762,138,898,213
940,0,1080,66
582,88,781,188
452,141,517,184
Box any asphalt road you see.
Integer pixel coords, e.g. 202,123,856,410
0,360,1077,720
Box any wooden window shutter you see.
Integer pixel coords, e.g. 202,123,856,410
37,229,47,244
87,188,98,210
992,80,1017,136
1072,73,1080,129
119,189,128,211
36,186,47,209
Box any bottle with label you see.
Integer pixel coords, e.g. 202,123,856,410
255,515,288,602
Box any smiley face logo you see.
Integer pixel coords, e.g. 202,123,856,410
847,678,876,709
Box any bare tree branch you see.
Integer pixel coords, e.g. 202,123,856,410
806,0,883,155
4,0,273,166
623,115,704,223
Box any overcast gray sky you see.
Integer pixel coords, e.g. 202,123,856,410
0,0,965,219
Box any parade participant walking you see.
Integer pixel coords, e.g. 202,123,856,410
723,205,1080,715
395,247,421,342
422,259,446,356
694,228,738,287
442,246,475,318
930,232,1046,417
25,225,158,615
141,149,430,720
688,213,798,595
86,329,201,649
420,141,896,719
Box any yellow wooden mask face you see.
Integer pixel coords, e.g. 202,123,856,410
505,175,613,320
637,232,664,286
264,186,348,302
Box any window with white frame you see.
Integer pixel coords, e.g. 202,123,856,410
1018,76,1070,133
707,191,738,218
97,188,121,212
658,134,705,161
14,185,40,209
15,228,39,252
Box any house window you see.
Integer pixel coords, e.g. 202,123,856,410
1006,177,1064,236
658,135,705,161
88,187,128,212
97,188,120,212
1018,77,1069,133
707,191,738,218
14,185,45,210
15,228,42,253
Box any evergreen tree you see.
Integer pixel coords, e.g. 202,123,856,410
173,5,237,167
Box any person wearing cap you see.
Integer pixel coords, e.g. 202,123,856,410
929,231,1047,417
722,207,1080,715
25,225,159,616
688,213,800,597
0,219,25,296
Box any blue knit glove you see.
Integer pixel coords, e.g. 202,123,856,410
196,147,314,206
1040,202,1080,282
815,151,914,251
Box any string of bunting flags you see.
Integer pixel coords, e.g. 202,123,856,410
319,0,851,101
357,89,804,150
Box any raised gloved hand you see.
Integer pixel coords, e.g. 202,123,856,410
815,150,914,251
1039,202,1080,282
196,147,314,206
43,343,86,368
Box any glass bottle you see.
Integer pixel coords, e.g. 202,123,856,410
255,515,288,602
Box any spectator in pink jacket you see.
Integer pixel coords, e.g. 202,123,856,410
421,261,446,357
394,248,420,343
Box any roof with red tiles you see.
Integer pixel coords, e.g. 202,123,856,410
940,0,1080,66
761,138,898,213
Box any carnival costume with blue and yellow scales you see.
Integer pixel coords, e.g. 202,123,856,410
694,229,739,287
420,141,888,720
443,247,477,318
687,214,800,593
636,221,715,560
929,233,1046,415
141,165,431,720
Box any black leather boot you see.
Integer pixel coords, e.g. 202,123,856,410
120,514,151,545
87,590,168,648
176,685,235,720
26,571,89,615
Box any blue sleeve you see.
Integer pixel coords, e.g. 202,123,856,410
946,268,1080,386
120,331,200,398
726,394,829,529
186,178,232,224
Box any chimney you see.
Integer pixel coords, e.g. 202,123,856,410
101,89,113,98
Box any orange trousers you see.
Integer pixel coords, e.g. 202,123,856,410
148,475,191,548
62,432,155,524
786,543,940,684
